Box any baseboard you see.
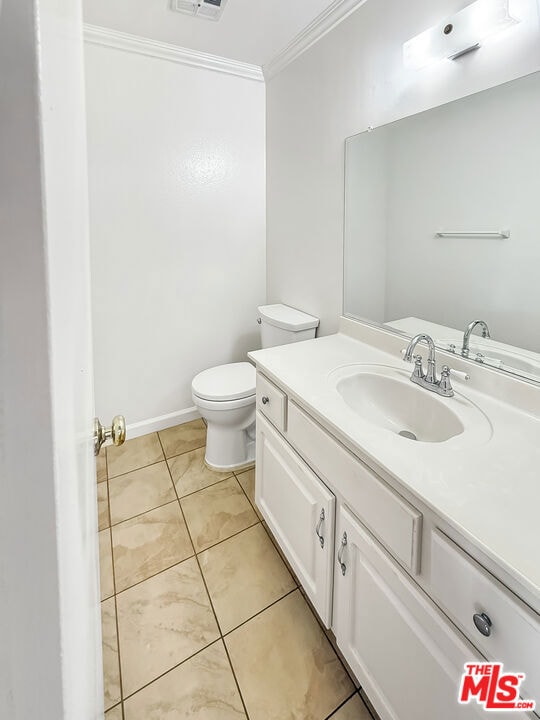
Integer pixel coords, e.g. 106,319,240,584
126,407,200,440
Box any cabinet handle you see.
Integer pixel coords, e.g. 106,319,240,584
337,532,348,576
261,396,270,405
315,509,325,548
473,612,492,637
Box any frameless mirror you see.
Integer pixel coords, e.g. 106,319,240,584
344,71,540,383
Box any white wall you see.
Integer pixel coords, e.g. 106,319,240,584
266,0,540,337
86,44,266,431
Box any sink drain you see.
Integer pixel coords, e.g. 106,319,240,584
398,430,418,441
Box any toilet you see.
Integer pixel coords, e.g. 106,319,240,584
192,304,319,471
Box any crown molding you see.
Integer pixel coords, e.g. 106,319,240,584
263,0,369,80
83,25,264,82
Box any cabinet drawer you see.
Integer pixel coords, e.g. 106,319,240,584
256,373,287,432
430,529,540,702
288,400,422,574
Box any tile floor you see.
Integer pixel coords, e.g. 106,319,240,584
97,419,374,720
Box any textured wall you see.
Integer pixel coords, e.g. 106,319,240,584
86,44,266,429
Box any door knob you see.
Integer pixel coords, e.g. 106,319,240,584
94,415,126,456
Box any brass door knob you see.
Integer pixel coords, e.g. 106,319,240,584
94,415,126,456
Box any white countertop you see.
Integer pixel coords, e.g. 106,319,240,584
249,323,540,609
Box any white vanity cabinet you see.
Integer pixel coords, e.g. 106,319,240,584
254,370,537,720
255,410,335,626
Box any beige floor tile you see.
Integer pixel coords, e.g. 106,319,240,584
225,590,353,720
328,694,372,720
235,468,263,519
112,502,193,592
105,705,123,720
109,462,176,525
124,641,246,720
158,419,206,459
199,524,296,633
117,558,220,697
180,477,258,553
168,447,231,498
102,598,121,711
99,529,115,600
97,452,108,483
107,433,164,478
98,481,110,530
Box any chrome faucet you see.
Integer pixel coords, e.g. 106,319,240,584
462,320,491,358
402,333,456,397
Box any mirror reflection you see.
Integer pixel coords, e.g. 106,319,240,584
344,71,540,382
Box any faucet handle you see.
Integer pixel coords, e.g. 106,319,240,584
438,365,470,397
442,365,470,382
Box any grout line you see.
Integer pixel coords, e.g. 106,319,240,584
161,444,252,720
192,519,261,555
120,638,224,703
221,587,298,638
259,522,358,696
114,554,196,596
172,470,235,501
108,496,180,529
110,518,264,599
162,440,207,463
323,690,359,720
106,438,206,482
221,638,251,720
107,457,166,481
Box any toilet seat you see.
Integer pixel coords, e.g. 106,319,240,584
192,362,255,402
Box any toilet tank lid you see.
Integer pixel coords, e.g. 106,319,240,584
258,304,319,331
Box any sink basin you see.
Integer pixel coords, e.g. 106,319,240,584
329,364,492,446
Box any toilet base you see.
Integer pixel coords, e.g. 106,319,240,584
205,439,255,473
204,424,256,472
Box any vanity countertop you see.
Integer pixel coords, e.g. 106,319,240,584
249,324,540,610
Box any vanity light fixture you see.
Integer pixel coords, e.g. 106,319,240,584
403,0,519,70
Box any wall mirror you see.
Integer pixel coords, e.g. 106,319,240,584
343,70,540,383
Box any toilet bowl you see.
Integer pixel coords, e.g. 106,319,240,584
192,362,256,471
192,304,319,472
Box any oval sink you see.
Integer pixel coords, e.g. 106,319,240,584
329,364,492,446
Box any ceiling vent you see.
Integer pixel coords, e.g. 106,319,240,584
171,0,228,21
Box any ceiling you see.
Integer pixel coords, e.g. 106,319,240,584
83,0,339,68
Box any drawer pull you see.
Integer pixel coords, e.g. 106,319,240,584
315,509,325,548
337,532,348,575
473,612,492,637
262,396,270,405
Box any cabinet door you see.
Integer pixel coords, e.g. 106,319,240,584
334,506,490,720
256,411,335,626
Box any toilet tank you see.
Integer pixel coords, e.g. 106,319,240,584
257,304,319,348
